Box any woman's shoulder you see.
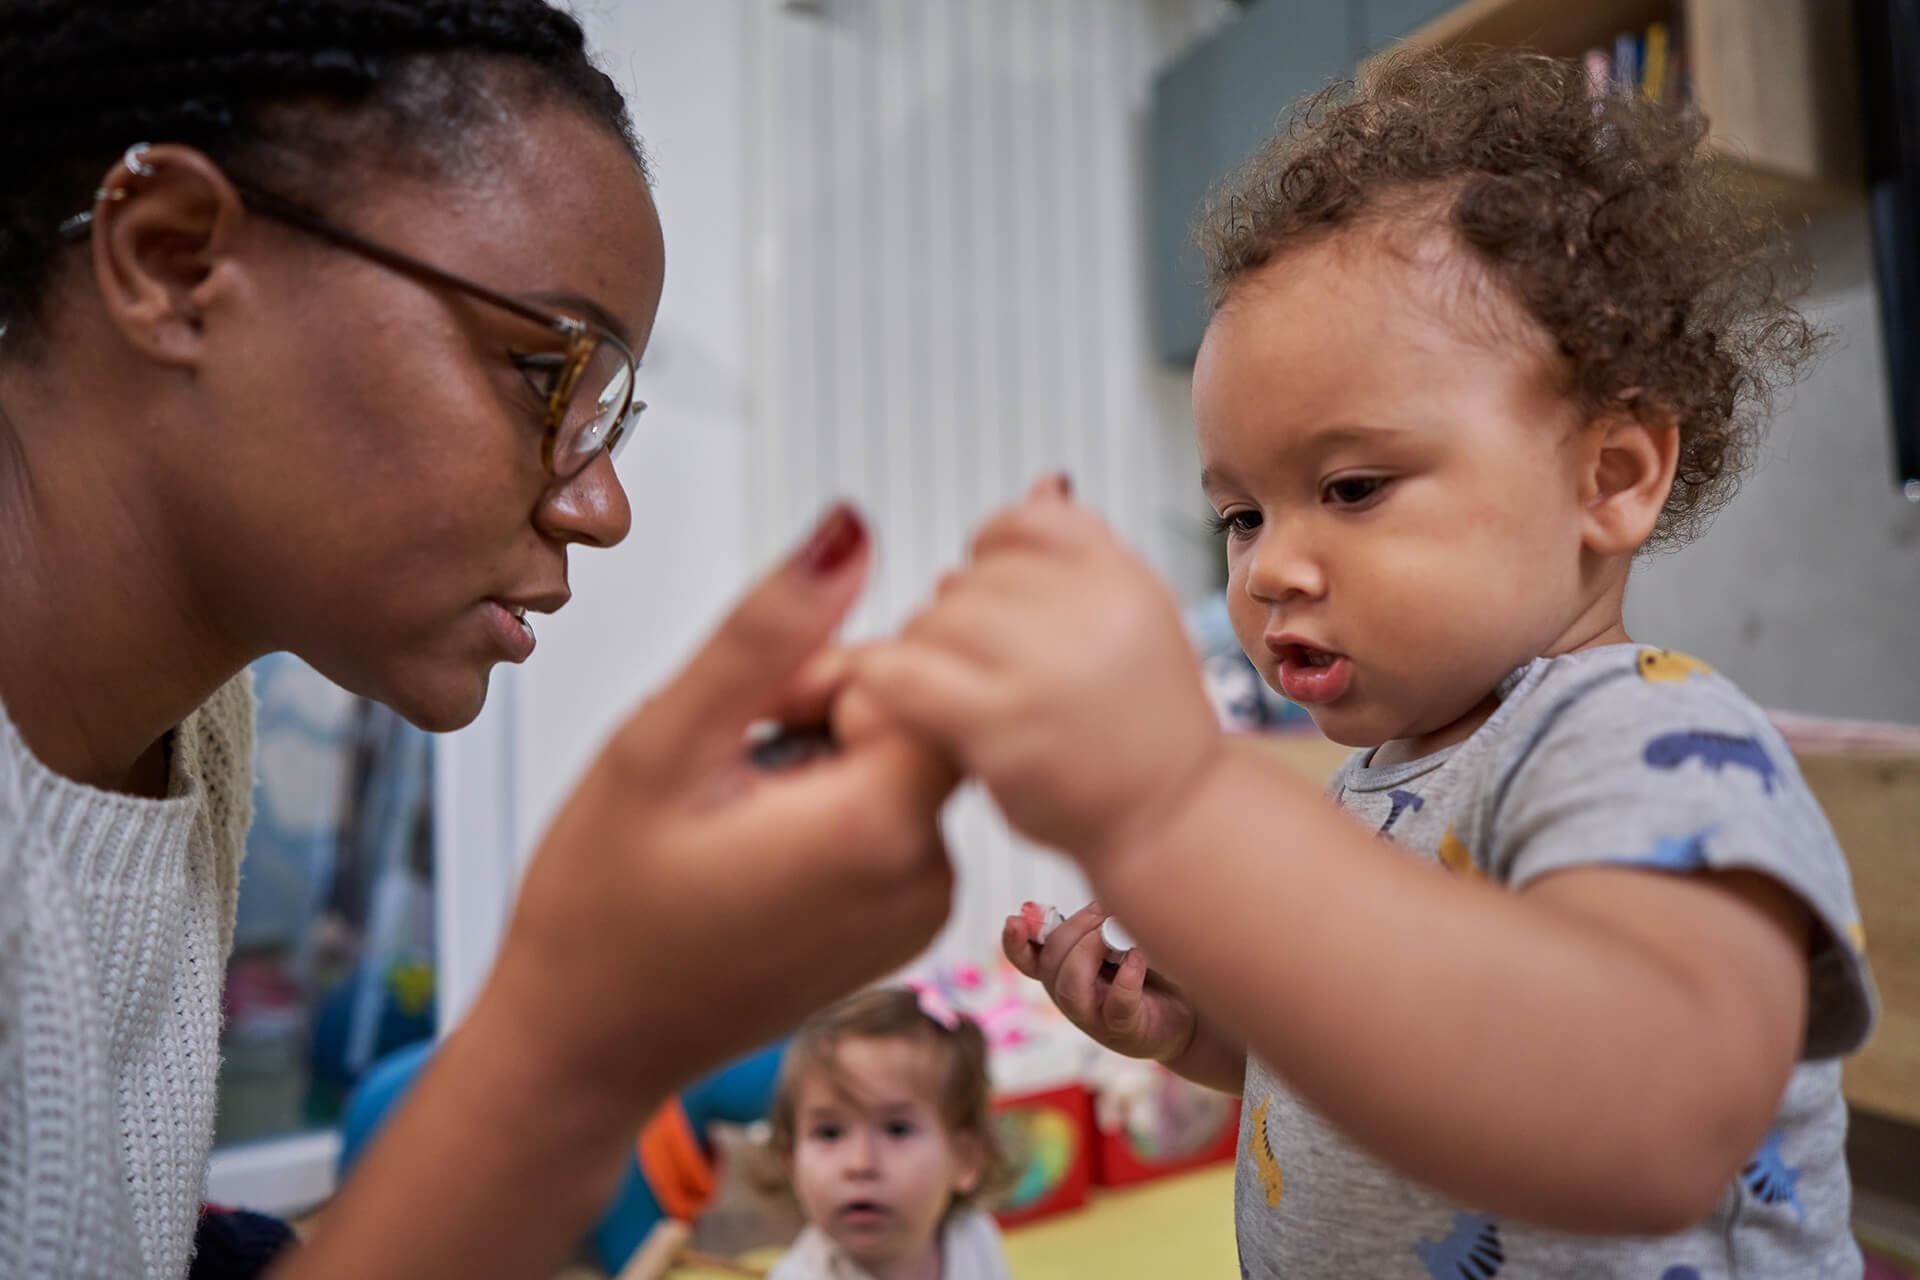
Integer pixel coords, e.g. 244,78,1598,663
183,669,256,785
180,671,257,941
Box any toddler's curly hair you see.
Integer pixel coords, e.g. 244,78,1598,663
1196,45,1823,550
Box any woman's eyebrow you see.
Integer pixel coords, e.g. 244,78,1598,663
528,290,633,346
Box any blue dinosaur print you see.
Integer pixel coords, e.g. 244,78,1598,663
1622,826,1717,873
1380,789,1425,835
1643,731,1779,794
1660,1268,1703,1280
1413,1212,1504,1279
1741,1128,1805,1222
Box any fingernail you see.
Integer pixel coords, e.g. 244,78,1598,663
1054,471,1073,498
795,502,865,576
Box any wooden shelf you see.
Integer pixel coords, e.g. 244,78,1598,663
1379,0,1864,217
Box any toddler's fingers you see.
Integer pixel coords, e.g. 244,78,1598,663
852,639,1003,761
1051,922,1114,1021
1104,948,1150,1038
1024,471,1072,502
1032,902,1107,989
1002,915,1042,979
966,496,1087,565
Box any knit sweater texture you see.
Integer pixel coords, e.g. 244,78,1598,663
0,675,255,1278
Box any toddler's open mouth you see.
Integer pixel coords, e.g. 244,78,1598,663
1269,640,1353,704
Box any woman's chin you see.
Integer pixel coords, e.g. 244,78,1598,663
372,664,494,734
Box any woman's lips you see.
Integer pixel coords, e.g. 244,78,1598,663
483,599,536,662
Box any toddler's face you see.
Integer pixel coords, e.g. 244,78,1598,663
790,1035,982,1271
1195,227,1597,756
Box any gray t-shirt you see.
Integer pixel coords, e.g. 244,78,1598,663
1234,644,1877,1279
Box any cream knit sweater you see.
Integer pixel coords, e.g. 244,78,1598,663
0,675,255,1279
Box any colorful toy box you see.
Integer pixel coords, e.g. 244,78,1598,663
990,1080,1096,1228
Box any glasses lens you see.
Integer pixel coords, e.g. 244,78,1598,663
553,338,635,475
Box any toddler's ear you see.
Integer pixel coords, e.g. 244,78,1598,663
950,1134,987,1197
1580,403,1680,557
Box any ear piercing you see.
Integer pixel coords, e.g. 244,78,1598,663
57,142,155,239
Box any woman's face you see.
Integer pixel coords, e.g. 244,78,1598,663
183,101,665,730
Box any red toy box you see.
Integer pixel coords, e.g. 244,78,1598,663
1090,1065,1241,1188
990,1081,1095,1228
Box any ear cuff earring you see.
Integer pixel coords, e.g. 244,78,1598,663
57,142,156,239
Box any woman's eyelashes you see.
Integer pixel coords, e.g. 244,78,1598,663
509,350,566,413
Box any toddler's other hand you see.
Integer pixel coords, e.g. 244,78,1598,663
1004,901,1197,1066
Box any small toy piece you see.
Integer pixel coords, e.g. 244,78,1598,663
1021,901,1136,961
746,721,838,770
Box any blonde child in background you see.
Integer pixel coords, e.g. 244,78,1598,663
854,47,1879,1279
767,988,1012,1280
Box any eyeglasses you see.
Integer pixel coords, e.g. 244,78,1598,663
61,163,644,483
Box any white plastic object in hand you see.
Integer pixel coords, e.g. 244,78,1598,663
1030,902,1135,961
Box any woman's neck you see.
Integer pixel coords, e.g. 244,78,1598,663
0,388,248,796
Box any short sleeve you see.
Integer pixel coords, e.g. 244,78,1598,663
1477,657,1877,1060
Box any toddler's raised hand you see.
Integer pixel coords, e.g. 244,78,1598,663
855,480,1223,869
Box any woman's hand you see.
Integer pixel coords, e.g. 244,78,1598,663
483,502,960,1105
288,505,961,1280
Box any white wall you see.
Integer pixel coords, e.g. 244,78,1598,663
1625,208,1920,723
437,2,764,1025
516,0,761,855
752,0,1227,971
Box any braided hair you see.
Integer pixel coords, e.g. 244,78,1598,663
0,0,644,353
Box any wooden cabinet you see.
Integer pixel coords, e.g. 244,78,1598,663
1148,0,1864,364
1382,0,1864,213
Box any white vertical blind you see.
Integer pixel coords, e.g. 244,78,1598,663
751,0,1231,970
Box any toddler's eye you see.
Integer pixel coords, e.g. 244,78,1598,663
1205,509,1262,539
1324,476,1386,506
884,1120,916,1139
810,1123,844,1142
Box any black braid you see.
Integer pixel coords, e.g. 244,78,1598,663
0,0,644,352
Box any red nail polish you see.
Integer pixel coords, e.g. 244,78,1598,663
1056,471,1073,498
795,502,865,576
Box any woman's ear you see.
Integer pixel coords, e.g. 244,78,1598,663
86,144,251,368
1580,400,1681,557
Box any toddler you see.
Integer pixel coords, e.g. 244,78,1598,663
767,988,1011,1280
856,46,1879,1279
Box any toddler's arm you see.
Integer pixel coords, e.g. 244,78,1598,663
856,489,1818,1234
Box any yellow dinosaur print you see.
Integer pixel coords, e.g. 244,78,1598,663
1437,825,1481,880
1250,1095,1284,1207
1844,919,1868,954
1637,649,1713,683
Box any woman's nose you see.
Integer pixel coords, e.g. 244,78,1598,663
535,450,632,548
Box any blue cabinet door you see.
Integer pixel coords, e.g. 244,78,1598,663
1356,0,1458,54
1149,0,1355,363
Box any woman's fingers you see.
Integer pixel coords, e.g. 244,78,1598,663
627,503,871,777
